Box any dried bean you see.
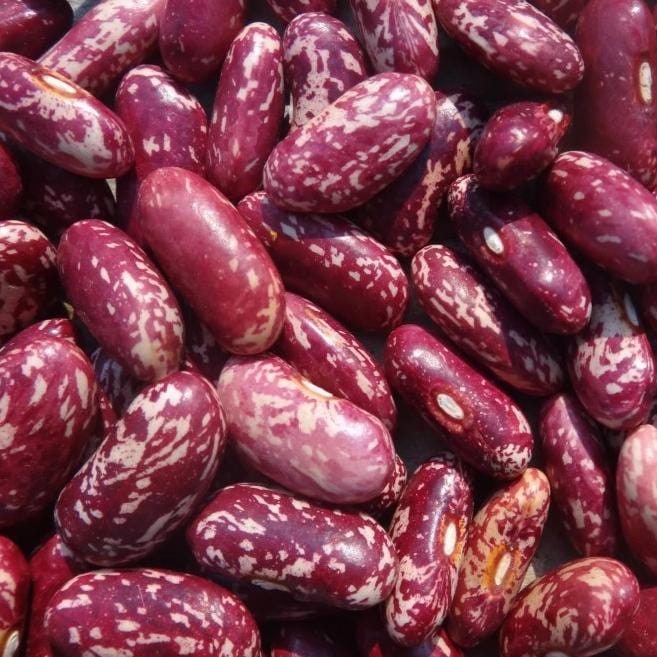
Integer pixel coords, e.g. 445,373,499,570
613,586,657,657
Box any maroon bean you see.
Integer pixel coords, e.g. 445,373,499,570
57,220,184,383
138,168,285,355
55,371,226,566
540,394,619,557
349,0,439,80
612,586,657,657
115,64,208,180
357,453,407,517
0,0,73,59
217,353,395,504
283,13,367,129
384,324,533,479
237,191,409,332
263,72,437,213
616,424,657,576
355,92,486,257
412,244,564,396
499,557,640,657
44,569,260,657
275,291,397,429
1,318,76,352
266,0,337,22
0,537,29,657
207,23,284,202
575,0,657,190
385,454,473,646
568,274,656,430
0,336,98,527
271,622,357,657
187,483,398,609
447,468,550,647
159,0,245,84
90,347,142,416
528,0,590,28
449,175,592,334
540,151,657,284
473,100,570,190
0,54,134,178
433,0,584,93
39,0,164,96
0,144,22,219
0,220,57,340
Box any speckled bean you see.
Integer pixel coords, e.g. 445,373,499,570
474,101,570,190
447,468,550,646
44,569,260,657
528,0,589,27
349,0,439,80
283,13,367,129
433,0,584,93
139,168,285,354
499,558,640,657
616,424,657,575
450,175,592,334
0,220,57,340
207,23,284,202
0,537,29,657
412,244,564,396
39,0,164,96
1,318,76,352
568,274,656,430
57,220,184,383
55,371,226,566
357,453,407,517
237,191,409,332
90,347,142,416
266,0,337,22
263,72,436,212
187,483,398,609
355,92,486,257
575,0,657,190
275,291,397,430
385,454,473,646
0,336,97,527
384,324,533,479
115,64,208,180
540,151,657,283
540,394,619,556
612,586,657,657
0,144,22,219
182,306,229,384
159,0,245,83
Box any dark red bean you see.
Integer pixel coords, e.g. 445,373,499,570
0,537,29,657
527,0,590,28
266,0,337,22
1,318,76,352
271,621,357,657
0,144,22,219
613,586,657,657
356,453,407,517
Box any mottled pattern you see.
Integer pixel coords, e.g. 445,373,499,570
474,101,570,190
357,453,407,517
1,318,76,352
575,0,657,190
447,468,550,646
355,93,486,256
187,483,398,609
0,144,22,219
266,0,337,22
218,354,395,504
0,0,73,58
283,13,367,129
0,220,57,339
0,336,97,527
115,64,208,180
91,346,142,416
263,72,436,212
384,324,533,479
139,168,284,354
433,0,584,93
275,292,397,429
44,569,260,657
57,220,184,382
0,537,29,657
613,586,657,657
207,23,284,202
617,425,657,575
568,274,656,430
540,394,619,556
159,0,245,83
528,0,589,27
540,151,657,284
412,245,564,396
350,0,439,80
500,558,640,657
40,0,164,96
386,454,473,646
238,191,409,332
182,307,229,384
450,175,592,334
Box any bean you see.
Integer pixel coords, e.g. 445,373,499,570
266,0,337,22
271,622,357,657
613,586,657,657
527,0,589,28
1,318,76,352
0,537,29,657
0,144,22,219
357,453,408,518
90,347,142,416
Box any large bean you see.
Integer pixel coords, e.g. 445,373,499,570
0,144,22,219
2,318,76,352
267,0,337,22
187,483,398,609
139,168,284,354
358,453,407,517
0,537,29,657
263,72,436,213
384,324,533,479
613,586,657,657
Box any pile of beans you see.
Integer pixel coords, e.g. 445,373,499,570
0,0,656,656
